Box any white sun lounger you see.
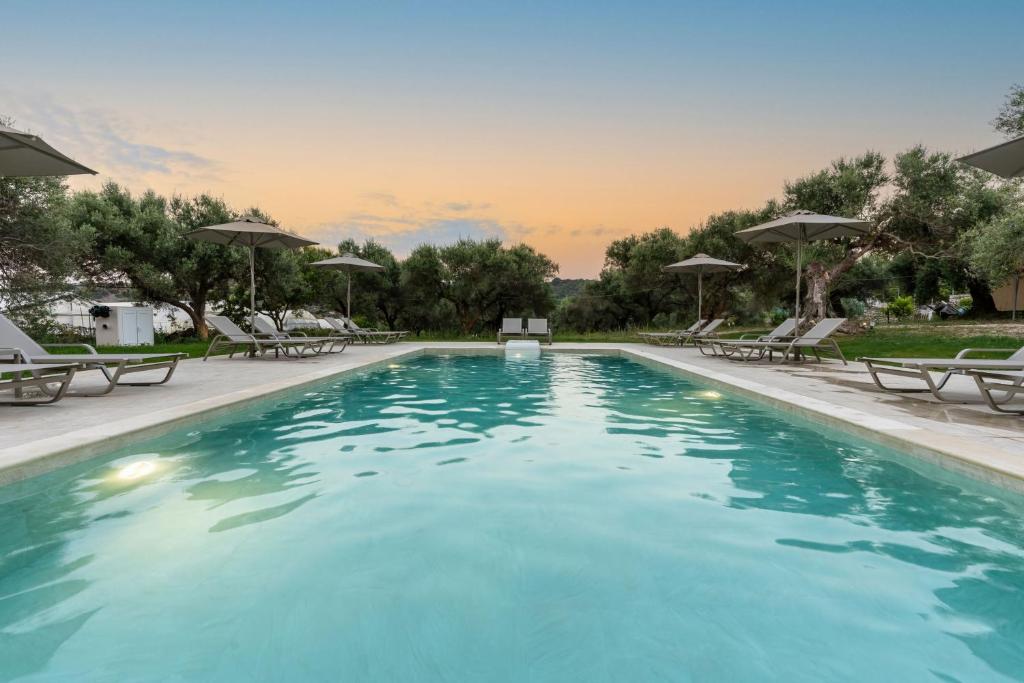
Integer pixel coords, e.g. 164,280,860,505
205,315,320,360
0,313,185,396
697,318,803,357
862,345,1024,403
0,359,79,405
324,317,404,344
638,320,705,346
253,318,348,353
719,318,847,364
964,369,1024,414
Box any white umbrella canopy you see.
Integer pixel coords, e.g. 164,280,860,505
663,254,744,321
735,210,872,321
185,216,318,332
0,124,97,177
310,253,385,320
957,136,1024,178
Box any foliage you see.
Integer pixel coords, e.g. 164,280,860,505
399,239,557,335
883,295,915,320
768,307,789,326
331,240,404,328
839,297,866,318
69,184,245,339
992,83,1024,138
0,166,88,318
967,207,1024,288
221,246,336,330
549,278,591,300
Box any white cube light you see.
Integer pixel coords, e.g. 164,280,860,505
505,339,542,359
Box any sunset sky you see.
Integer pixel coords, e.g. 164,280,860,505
3,1,1022,277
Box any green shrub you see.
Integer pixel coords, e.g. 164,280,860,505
839,297,866,318
883,295,915,320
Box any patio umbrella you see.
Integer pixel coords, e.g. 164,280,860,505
310,253,384,320
0,124,97,176
958,137,1024,319
734,210,871,322
957,135,1024,178
663,253,744,321
185,216,318,332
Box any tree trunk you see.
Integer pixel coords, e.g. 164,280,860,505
966,277,997,316
177,303,207,340
802,235,880,320
804,262,831,320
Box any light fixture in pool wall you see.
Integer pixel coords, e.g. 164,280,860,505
115,460,158,481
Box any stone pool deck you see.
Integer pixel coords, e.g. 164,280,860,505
2,342,1023,490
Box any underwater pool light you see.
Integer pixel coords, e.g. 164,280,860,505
116,460,157,480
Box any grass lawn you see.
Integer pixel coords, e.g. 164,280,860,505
709,326,1022,360
834,331,1023,360
46,341,219,359
64,324,1020,361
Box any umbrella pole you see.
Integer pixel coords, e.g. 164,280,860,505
1014,272,1020,321
697,270,703,322
347,273,352,320
794,237,802,323
249,245,256,333
247,245,257,358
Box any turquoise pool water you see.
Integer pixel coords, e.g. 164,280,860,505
1,353,1023,681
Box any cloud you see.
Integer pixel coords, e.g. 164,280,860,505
1,92,219,183
308,193,530,256
441,201,492,212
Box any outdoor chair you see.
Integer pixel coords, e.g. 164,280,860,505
719,318,847,364
0,313,185,396
525,318,553,345
253,318,348,353
498,318,524,344
861,345,1024,403
205,315,320,360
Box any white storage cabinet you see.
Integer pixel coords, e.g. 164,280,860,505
94,306,155,346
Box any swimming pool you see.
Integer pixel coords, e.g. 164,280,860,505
2,353,1022,681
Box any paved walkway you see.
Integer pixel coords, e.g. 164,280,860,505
2,342,1023,490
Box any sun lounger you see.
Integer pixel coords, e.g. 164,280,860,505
0,313,185,396
498,318,524,344
687,319,725,345
638,320,705,346
0,359,78,405
324,317,404,344
525,318,553,345
719,318,847,364
253,318,348,353
697,318,803,357
861,346,1024,403
346,317,407,343
964,370,1024,414
205,315,320,360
